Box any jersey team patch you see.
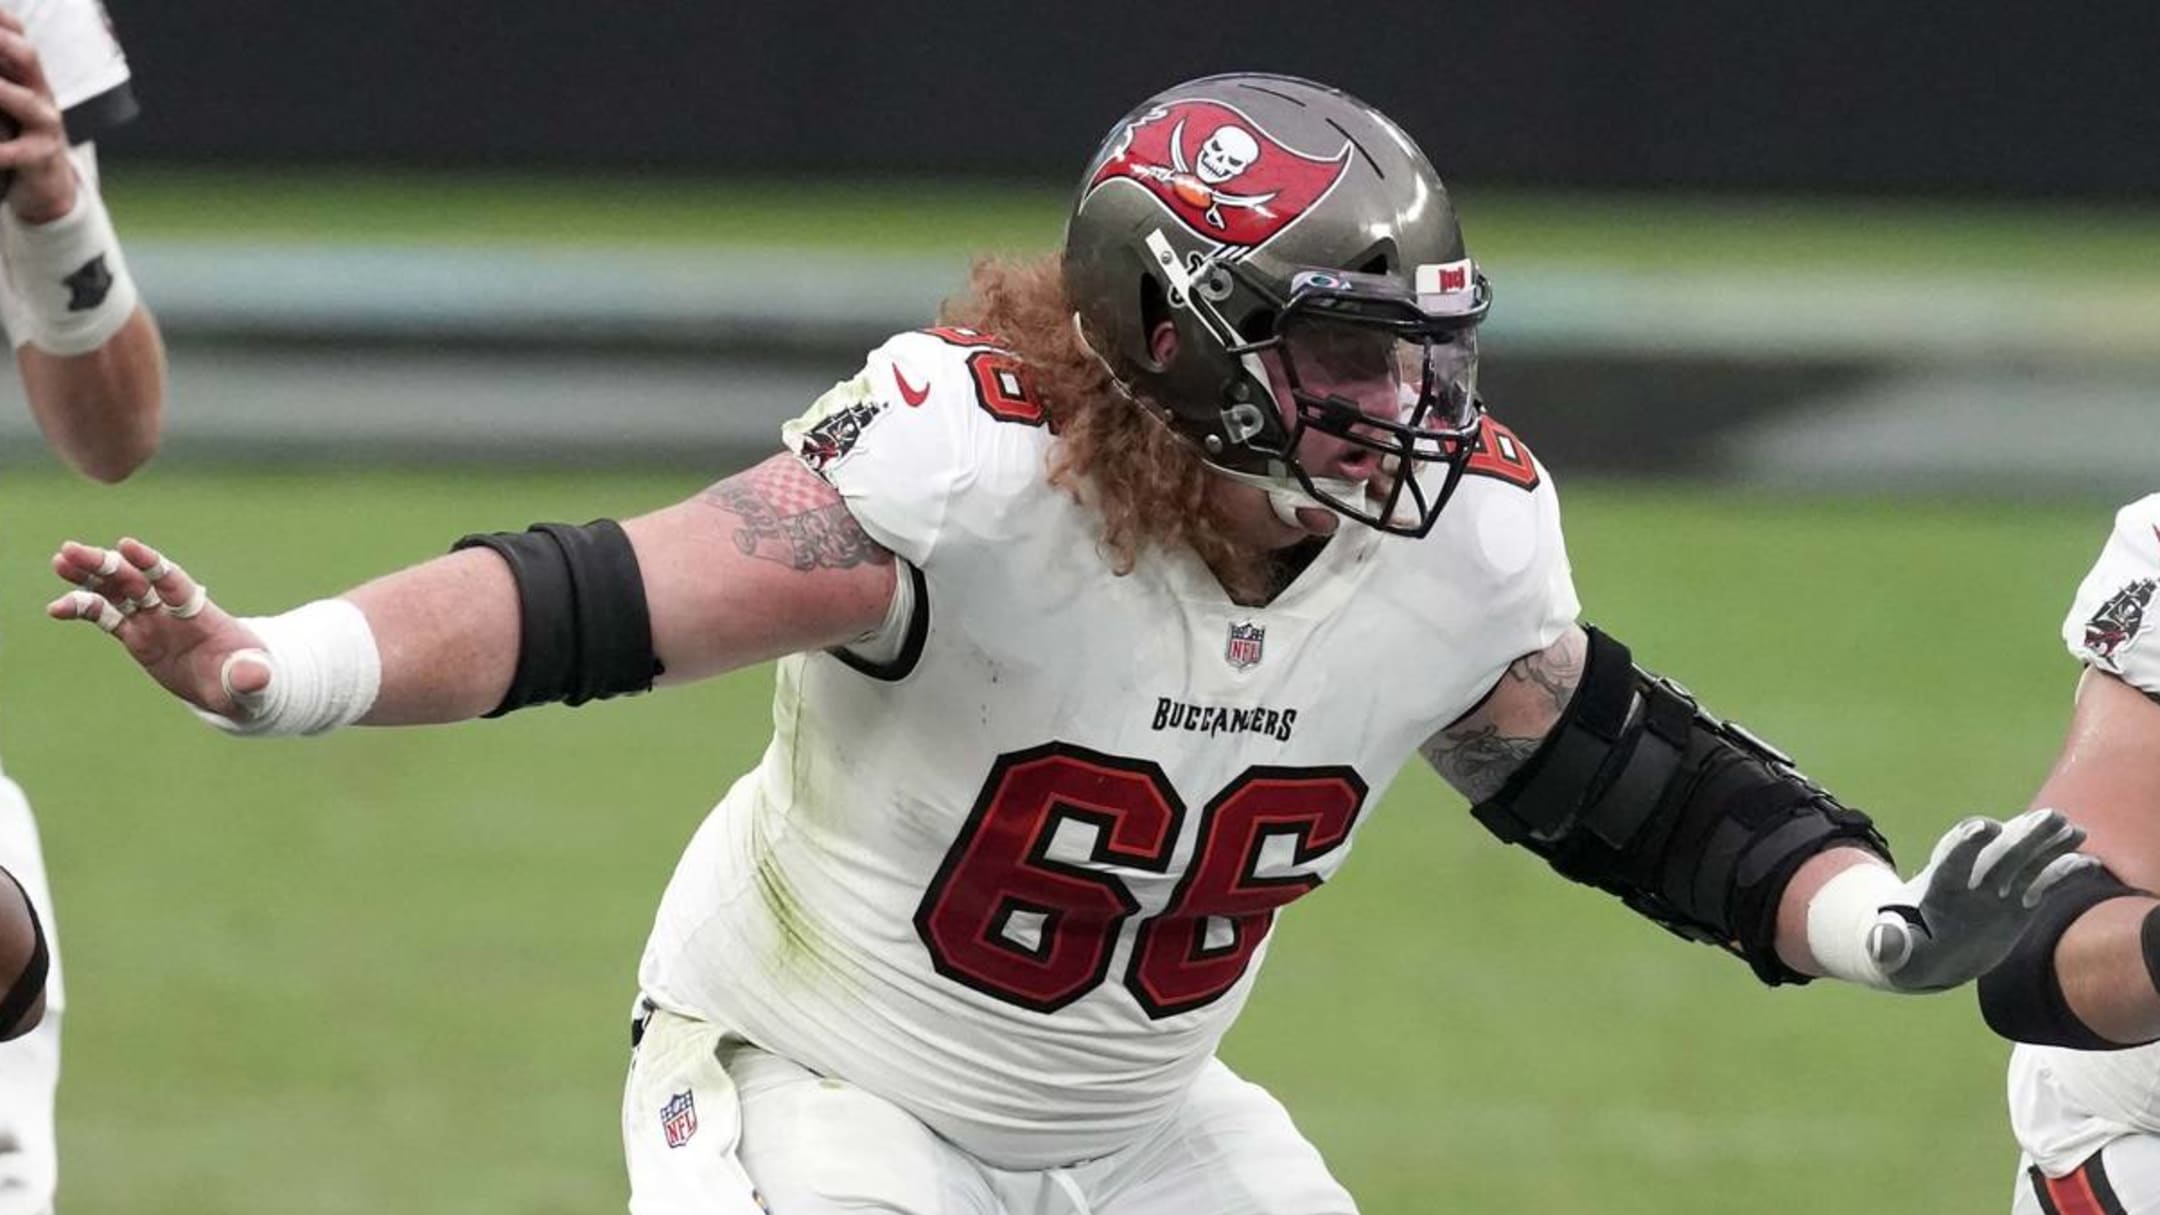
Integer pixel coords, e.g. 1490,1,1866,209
2084,578,2157,667
783,370,890,476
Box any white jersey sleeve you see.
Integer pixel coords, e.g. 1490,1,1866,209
0,1,136,348
781,328,1049,569
2063,494,2160,696
2,0,133,131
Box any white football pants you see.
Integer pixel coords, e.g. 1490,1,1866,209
2014,1140,2156,1214
0,776,60,1215
622,1002,1355,1215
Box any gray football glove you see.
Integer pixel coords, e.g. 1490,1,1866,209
1867,808,2097,993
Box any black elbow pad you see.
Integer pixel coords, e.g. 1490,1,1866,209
453,520,663,715
1977,863,2154,1050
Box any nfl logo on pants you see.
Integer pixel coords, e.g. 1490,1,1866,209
661,1090,698,1148
1226,621,1265,670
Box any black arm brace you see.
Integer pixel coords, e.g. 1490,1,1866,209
1471,627,1889,984
1976,864,2157,1050
452,520,663,716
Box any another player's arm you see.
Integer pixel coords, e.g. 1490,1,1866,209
1423,624,2089,991
1976,668,2160,1047
0,12,163,483
45,453,897,728
16,288,164,483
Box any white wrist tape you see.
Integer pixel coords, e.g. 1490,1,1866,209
0,181,139,356
192,599,382,738
1804,862,1909,989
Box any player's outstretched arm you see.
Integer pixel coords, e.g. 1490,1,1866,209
0,10,163,483
1425,623,2092,991
47,453,898,731
1976,668,2160,1047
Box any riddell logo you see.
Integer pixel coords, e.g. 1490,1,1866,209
1085,98,1351,249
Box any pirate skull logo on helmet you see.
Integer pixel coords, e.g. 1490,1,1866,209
1195,126,1260,184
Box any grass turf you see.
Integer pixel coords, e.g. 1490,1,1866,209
103,168,2160,281
0,465,2118,1212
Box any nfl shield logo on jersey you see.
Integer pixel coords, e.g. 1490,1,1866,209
1225,621,1265,670
660,1090,698,1148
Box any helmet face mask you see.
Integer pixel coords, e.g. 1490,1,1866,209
1232,268,1490,536
1064,73,1497,541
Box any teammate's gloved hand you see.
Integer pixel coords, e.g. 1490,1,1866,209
1866,809,2097,993
0,7,79,223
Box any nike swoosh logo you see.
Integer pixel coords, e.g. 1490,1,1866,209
892,365,930,407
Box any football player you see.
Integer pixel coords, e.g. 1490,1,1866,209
0,1,162,1211
1975,496,2160,1214
50,75,2083,1213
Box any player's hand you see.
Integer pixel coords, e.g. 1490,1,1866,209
48,538,270,722
0,8,77,224
1867,809,2097,993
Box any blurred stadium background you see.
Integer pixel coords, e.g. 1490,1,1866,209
0,3,2156,1211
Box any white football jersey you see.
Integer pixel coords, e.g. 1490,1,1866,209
637,328,1580,1169
0,0,129,121
2010,494,2160,1176
0,0,134,349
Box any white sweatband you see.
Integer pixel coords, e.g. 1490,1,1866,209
192,599,382,738
1803,862,1908,989
0,177,139,356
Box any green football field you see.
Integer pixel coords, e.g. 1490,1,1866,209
99,167,2160,279
0,464,2120,1213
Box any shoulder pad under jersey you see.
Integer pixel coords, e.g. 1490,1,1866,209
781,328,1054,567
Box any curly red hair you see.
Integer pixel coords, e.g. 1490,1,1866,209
939,253,1272,600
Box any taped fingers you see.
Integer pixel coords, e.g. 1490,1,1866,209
52,590,122,634
56,542,119,586
117,541,210,620
217,650,274,714
56,545,160,617
167,584,210,620
53,539,214,627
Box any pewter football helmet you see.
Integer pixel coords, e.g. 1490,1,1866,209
1063,73,1492,537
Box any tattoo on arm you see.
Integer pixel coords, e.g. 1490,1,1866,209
1421,636,1588,803
1512,641,1581,718
1421,723,1544,804
699,457,894,572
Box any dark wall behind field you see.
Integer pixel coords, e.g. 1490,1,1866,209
103,2,2157,198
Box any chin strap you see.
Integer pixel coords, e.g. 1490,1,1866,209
1266,491,1312,528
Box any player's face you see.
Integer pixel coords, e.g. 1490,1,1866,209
1238,320,1479,540
1261,327,1404,485
1195,341,1401,549
1153,317,1478,549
